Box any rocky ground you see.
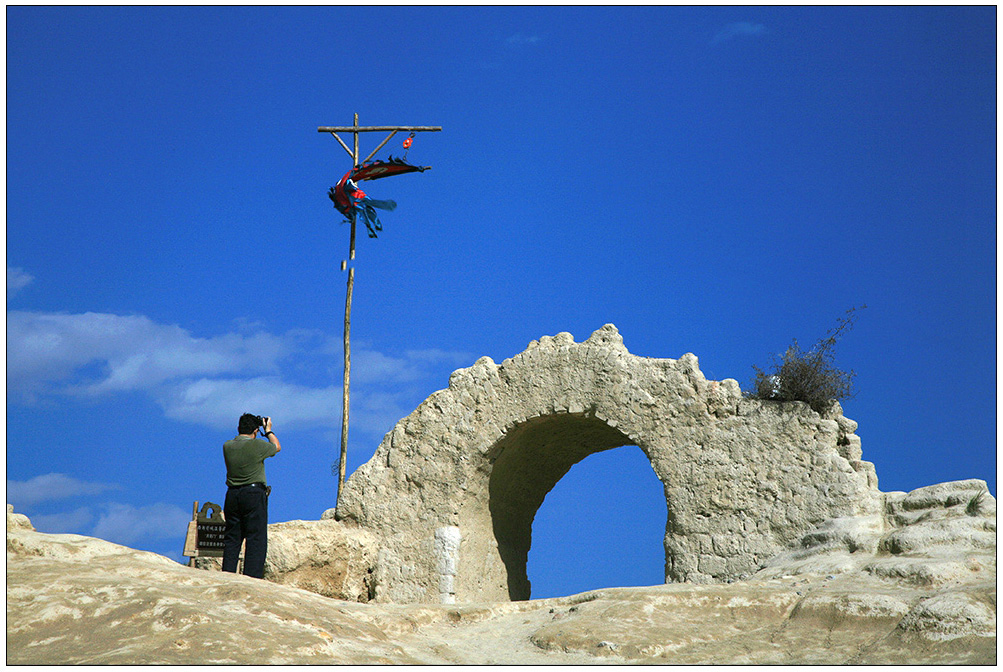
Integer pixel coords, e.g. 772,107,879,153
6,479,996,665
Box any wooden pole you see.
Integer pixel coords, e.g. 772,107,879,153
324,113,440,515
338,266,354,511
336,115,360,513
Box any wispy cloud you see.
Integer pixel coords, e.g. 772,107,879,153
23,501,190,547
7,305,471,435
27,506,96,534
352,348,472,385
90,502,191,546
474,31,545,69
159,376,343,431
711,22,767,46
7,310,289,400
505,33,542,47
8,472,193,550
6,473,121,509
7,266,34,298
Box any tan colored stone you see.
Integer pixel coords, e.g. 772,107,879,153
6,503,33,532
264,519,378,602
5,508,995,665
337,325,881,602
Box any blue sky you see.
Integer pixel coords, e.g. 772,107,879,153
6,6,996,601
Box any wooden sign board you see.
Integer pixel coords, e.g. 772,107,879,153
183,501,227,558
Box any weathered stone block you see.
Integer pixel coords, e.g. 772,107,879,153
698,554,727,576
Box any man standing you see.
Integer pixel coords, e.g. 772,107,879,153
222,413,281,578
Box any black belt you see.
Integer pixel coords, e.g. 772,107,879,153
230,482,267,489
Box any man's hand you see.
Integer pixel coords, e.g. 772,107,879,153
263,418,281,453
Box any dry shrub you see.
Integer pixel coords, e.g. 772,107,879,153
747,306,865,413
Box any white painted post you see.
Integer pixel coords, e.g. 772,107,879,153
434,526,461,604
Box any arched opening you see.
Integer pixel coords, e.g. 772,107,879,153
527,445,667,599
487,413,666,601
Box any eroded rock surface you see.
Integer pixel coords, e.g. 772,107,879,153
8,488,995,665
263,519,378,602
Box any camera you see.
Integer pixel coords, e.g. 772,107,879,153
255,415,270,430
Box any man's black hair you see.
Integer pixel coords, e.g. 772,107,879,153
238,413,261,435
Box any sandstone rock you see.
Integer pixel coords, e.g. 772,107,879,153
6,517,178,569
263,519,379,602
6,510,420,665
7,503,33,532
183,516,380,603
6,503,995,665
759,481,996,586
897,591,997,641
521,578,993,664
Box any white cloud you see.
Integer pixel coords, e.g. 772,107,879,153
7,307,470,435
18,502,190,551
405,348,473,366
7,474,187,546
352,347,471,385
28,506,96,534
711,22,767,46
7,267,34,297
7,310,289,399
90,502,191,546
160,376,342,430
506,33,542,46
352,350,423,384
159,376,421,439
6,473,121,509
351,390,418,439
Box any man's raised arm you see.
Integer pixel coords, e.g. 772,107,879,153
263,417,282,453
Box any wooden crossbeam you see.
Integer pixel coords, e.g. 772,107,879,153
320,124,442,163
317,125,443,133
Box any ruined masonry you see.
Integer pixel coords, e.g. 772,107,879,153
332,325,881,603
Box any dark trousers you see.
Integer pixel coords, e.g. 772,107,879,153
222,484,268,578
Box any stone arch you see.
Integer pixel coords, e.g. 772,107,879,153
486,413,643,600
520,441,668,600
335,325,881,604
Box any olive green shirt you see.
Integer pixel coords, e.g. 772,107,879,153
223,435,278,487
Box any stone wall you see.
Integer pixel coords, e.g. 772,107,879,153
334,325,881,603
